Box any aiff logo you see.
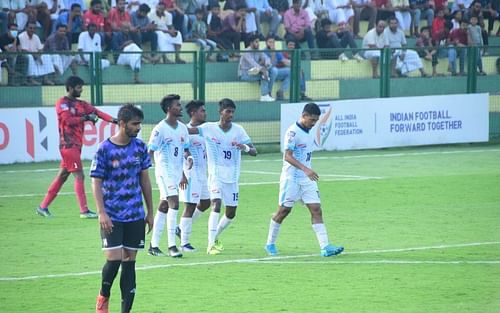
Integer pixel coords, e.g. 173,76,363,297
315,105,333,148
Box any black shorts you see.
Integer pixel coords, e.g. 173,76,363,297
100,219,145,250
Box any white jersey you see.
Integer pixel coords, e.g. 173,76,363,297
199,122,251,183
281,122,315,182
185,122,207,180
148,120,190,182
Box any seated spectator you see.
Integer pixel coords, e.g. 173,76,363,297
63,0,85,12
192,8,217,59
265,36,290,100
44,23,77,79
361,19,389,77
83,0,106,45
238,33,276,102
4,0,30,32
385,17,428,76
114,22,145,83
0,23,28,85
480,0,499,36
18,22,56,85
284,0,315,51
177,0,199,39
352,0,377,38
206,4,227,56
447,19,468,75
42,0,66,35
316,18,362,61
270,0,289,14
326,0,354,28
25,0,52,40
391,0,411,33
246,0,282,38
131,3,159,59
468,15,486,75
224,0,258,44
219,4,246,54
409,0,434,37
416,26,441,76
109,0,141,52
57,3,83,44
77,23,110,69
162,0,187,38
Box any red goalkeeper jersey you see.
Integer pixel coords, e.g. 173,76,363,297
55,96,114,149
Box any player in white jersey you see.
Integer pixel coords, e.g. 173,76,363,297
177,100,211,252
189,98,258,255
147,94,192,258
265,103,344,257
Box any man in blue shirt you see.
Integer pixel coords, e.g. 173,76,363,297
57,3,83,43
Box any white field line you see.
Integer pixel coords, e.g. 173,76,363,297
1,148,500,174
242,170,383,180
1,241,499,282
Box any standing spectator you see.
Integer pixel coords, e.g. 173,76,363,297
18,22,56,85
246,0,282,38
238,33,276,102
57,3,83,43
316,18,362,60
149,1,186,63
284,0,315,50
466,1,489,49
326,0,354,27
92,104,153,313
131,3,159,59
77,23,110,69
447,19,468,76
192,8,217,59
362,19,389,77
0,23,28,85
416,26,442,76
391,0,412,33
410,0,434,36
265,35,291,100
468,15,486,75
44,23,77,79
36,75,117,218
352,0,377,38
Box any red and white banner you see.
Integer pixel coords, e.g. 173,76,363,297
0,106,120,164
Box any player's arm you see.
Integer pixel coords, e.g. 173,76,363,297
184,148,193,169
91,177,114,233
236,143,257,156
139,169,154,234
84,102,118,124
284,149,319,181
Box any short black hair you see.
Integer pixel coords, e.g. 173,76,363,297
56,23,67,30
185,100,205,117
247,33,259,44
219,98,236,111
65,75,84,91
320,18,332,27
160,94,181,114
303,103,321,116
139,3,150,13
118,104,144,123
70,3,81,10
90,0,102,7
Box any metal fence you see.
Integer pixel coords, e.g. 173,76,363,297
1,47,499,144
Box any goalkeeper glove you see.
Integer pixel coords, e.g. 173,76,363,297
83,113,99,124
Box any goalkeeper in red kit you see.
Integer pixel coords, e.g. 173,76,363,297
36,76,118,218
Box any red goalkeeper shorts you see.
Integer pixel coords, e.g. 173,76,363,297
60,148,83,172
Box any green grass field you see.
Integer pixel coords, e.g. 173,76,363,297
1,144,500,313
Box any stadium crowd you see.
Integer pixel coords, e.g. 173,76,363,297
0,0,499,87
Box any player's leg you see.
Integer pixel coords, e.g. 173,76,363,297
37,166,70,217
213,182,239,248
166,195,182,257
97,222,125,313
178,176,202,251
207,177,223,253
72,169,96,218
148,199,168,256
120,219,144,313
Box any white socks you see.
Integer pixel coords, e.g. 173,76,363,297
150,211,167,248
215,215,233,239
208,211,219,247
167,209,178,248
192,208,203,223
266,219,281,245
312,223,330,249
179,217,192,246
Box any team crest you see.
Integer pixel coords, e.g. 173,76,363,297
112,159,120,168
315,105,333,148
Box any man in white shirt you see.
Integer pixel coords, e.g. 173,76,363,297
148,1,185,63
265,102,344,257
189,98,258,255
362,19,389,78
148,94,192,258
77,22,110,69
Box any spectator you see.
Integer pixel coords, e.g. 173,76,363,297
63,0,85,12
479,0,499,36
25,0,52,40
131,3,159,59
416,26,442,76
0,23,28,85
326,0,354,27
3,0,30,32
18,22,56,85
316,18,362,61
270,0,289,13
431,8,447,44
206,4,225,51
192,8,217,59
115,22,145,83
246,0,282,38
44,23,77,79
374,0,394,22
385,17,428,76
57,3,83,43
361,19,389,77
83,0,105,33
282,40,312,100
42,0,66,35
466,1,489,48
219,4,246,54
77,23,110,69
447,19,468,75
265,36,290,100
468,15,486,75
391,0,412,33
109,0,141,52
451,0,474,13
238,33,276,102
352,0,377,38
162,0,187,37
409,0,434,37
224,0,258,44
284,0,315,51
451,10,463,29
177,0,199,39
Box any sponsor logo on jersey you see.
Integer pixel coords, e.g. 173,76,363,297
112,159,120,168
60,103,69,110
297,143,307,148
210,137,220,144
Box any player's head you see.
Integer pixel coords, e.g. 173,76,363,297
160,94,181,115
65,75,84,97
301,103,321,129
219,98,236,123
185,100,206,122
117,104,143,138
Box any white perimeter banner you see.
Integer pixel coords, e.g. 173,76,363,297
0,106,121,164
281,94,489,151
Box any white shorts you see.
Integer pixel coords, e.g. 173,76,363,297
179,175,210,204
156,174,180,199
278,177,321,208
209,176,239,207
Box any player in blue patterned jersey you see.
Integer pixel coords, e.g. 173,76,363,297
188,98,258,255
90,104,154,313
147,94,192,258
264,103,344,257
